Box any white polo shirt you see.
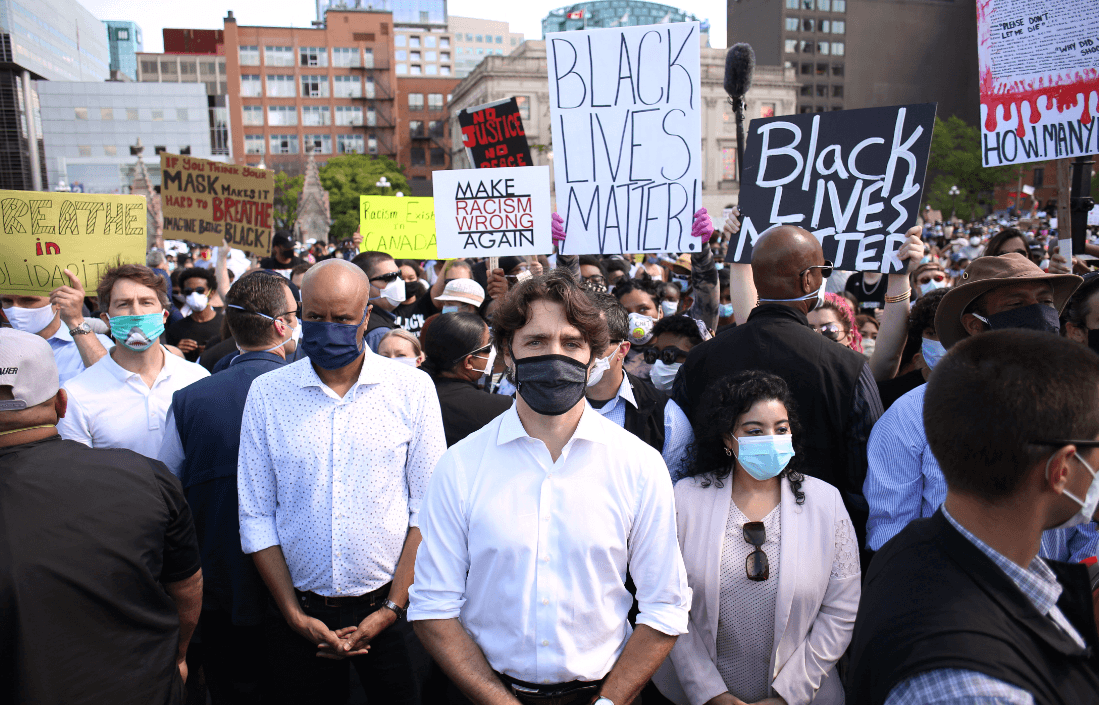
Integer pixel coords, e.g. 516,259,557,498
58,346,209,458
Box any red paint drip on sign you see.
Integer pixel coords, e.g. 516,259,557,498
981,67,1099,138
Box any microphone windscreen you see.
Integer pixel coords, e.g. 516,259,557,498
724,43,756,99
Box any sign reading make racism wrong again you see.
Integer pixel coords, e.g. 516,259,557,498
547,21,701,256
734,103,937,273
433,166,551,258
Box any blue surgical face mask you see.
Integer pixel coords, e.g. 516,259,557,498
441,305,460,315
719,303,734,319
736,435,795,481
108,312,166,352
300,307,368,370
920,279,946,296
921,337,947,369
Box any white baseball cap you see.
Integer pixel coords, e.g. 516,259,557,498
436,278,485,307
0,328,60,411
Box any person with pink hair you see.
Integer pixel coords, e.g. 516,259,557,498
808,292,864,353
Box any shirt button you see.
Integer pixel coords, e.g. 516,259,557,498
542,556,549,562
336,588,342,594
542,598,549,605
541,640,549,646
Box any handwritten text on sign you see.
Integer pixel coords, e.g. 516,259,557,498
547,21,701,255
160,153,274,255
735,104,937,273
0,191,145,295
433,166,551,258
359,197,437,259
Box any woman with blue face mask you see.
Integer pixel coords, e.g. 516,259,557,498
652,370,861,705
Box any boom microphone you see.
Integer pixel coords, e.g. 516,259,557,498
724,43,755,100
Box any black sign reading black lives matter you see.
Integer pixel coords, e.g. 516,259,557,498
458,97,534,169
733,103,937,273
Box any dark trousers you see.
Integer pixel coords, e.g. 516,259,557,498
262,595,430,705
199,609,263,705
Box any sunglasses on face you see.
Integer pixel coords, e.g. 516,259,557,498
583,274,607,286
183,287,207,296
799,260,834,279
743,521,769,581
370,271,402,285
918,273,946,285
643,346,689,365
811,323,845,341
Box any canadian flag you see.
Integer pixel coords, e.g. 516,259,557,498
566,10,584,19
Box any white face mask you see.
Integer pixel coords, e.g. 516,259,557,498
392,355,418,366
3,303,57,334
660,300,679,318
649,359,681,392
472,345,496,377
861,338,876,358
1048,453,1099,530
186,291,209,312
372,276,406,307
758,278,827,312
586,346,619,387
628,312,654,345
970,236,982,247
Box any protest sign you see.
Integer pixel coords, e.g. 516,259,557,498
0,191,145,295
359,197,437,259
458,98,534,169
733,104,937,273
977,0,1099,167
432,166,551,258
547,21,701,255
160,153,274,255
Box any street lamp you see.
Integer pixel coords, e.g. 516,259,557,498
375,176,391,191
948,185,961,221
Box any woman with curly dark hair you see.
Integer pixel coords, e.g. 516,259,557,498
653,371,861,705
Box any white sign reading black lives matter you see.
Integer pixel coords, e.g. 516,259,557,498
734,104,937,273
546,21,701,256
432,166,551,258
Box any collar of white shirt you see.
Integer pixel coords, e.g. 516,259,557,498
295,350,385,400
496,400,609,448
101,345,182,386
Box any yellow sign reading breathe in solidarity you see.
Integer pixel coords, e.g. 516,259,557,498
0,191,146,296
359,196,437,259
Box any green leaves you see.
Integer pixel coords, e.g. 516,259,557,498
272,172,304,229
318,154,408,243
925,116,1015,220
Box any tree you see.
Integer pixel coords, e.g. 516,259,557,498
272,171,304,230
318,154,409,243
924,116,1015,221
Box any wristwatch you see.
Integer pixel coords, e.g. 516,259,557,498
593,698,614,705
69,321,92,336
382,599,407,620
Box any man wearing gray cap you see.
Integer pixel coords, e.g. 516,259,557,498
0,328,203,705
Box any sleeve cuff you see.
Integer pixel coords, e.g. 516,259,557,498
239,517,279,555
406,586,464,622
635,603,690,637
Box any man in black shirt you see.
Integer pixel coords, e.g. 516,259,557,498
258,231,305,278
0,328,203,705
166,266,224,361
845,271,887,313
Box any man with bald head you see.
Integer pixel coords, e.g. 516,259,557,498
670,225,884,544
237,258,446,704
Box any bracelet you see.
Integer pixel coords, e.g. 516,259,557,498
884,290,912,304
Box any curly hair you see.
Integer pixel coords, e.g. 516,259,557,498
820,292,863,353
492,269,609,360
612,277,666,308
683,370,805,504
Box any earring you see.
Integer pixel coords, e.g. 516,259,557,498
724,447,732,457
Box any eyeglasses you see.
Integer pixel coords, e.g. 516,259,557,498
799,260,834,279
811,323,845,341
582,274,607,286
1032,439,1099,448
743,521,769,581
183,287,208,296
370,271,402,285
643,346,689,365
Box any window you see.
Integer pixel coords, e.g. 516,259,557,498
425,35,436,48
410,120,424,138
411,51,421,61
78,145,92,157
245,135,265,154
427,93,444,110
410,147,426,165
818,0,831,9
152,109,164,121
761,103,776,118
799,106,815,114
465,33,473,41
441,37,449,48
475,35,483,43
117,29,129,40
243,106,264,126
365,77,375,99
816,106,826,113
100,108,113,120
301,75,329,97
268,105,297,126
818,42,830,55
832,85,844,98
126,108,139,120
498,35,505,44
816,63,828,75
832,20,845,33
300,47,327,66
305,134,332,154
786,0,799,8
801,0,813,7
368,135,378,155
802,18,815,31
161,60,177,74
181,62,197,75
241,75,262,97
201,62,217,75
396,50,407,60
832,64,844,76
219,61,226,75
832,42,845,55
265,46,294,67
832,106,843,111
332,48,361,67
820,20,830,33
428,147,444,165
270,134,299,154
515,96,530,119
266,74,296,97
410,36,421,48
426,64,438,75
333,75,361,98
441,66,450,75
425,51,436,61
799,40,813,54
719,146,739,181
104,145,117,156
411,65,421,75
240,46,260,65
366,108,377,126
302,105,331,126
396,63,408,75
800,85,811,96
408,93,425,110
173,108,186,122
141,60,158,75
785,17,799,31
338,134,364,154
395,35,407,47
364,49,374,68
335,106,363,126
441,52,450,61
785,39,798,53
512,37,518,46
816,84,827,97
834,0,846,10
801,62,812,74
428,120,443,137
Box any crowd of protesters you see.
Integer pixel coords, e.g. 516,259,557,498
3,203,1099,705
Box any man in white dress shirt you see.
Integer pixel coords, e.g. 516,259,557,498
238,259,446,705
410,270,691,705
57,264,209,456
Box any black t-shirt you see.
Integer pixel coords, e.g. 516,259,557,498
392,288,438,336
877,368,926,411
257,255,304,278
0,436,200,705
166,309,224,362
844,273,888,313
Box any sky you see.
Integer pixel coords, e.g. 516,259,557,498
80,0,727,53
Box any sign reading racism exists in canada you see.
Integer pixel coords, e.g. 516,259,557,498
359,196,437,259
0,191,146,295
734,103,937,273
160,153,274,255
432,166,551,258
457,98,534,169
547,21,701,256
977,0,1099,167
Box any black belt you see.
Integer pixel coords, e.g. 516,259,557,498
295,582,390,609
497,673,603,705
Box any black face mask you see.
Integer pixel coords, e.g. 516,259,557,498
512,353,589,416
1088,327,1099,356
974,303,1060,336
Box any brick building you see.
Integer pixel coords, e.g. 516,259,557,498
223,9,398,174
396,75,460,195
